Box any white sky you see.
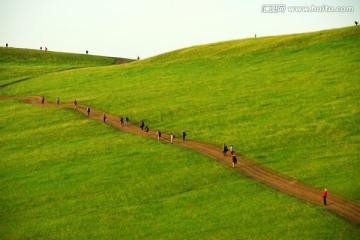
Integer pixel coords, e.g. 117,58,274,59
0,0,359,59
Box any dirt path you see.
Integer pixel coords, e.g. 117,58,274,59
2,96,360,225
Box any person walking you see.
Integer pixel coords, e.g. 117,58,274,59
120,116,124,126
56,97,60,105
74,99,77,108
230,145,235,156
125,117,129,126
41,96,45,104
103,113,106,122
232,155,237,168
182,131,186,141
156,130,162,140
87,107,90,117
140,120,145,130
144,125,149,133
223,144,229,155
322,189,328,205
170,133,174,144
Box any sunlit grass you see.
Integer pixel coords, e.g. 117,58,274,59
2,26,359,201
1,100,359,239
0,47,116,86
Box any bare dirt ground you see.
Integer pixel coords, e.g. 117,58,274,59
2,95,360,225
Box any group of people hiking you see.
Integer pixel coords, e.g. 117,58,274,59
79,100,186,144
140,120,149,133
139,120,187,144
119,116,130,126
42,95,330,206
223,143,237,168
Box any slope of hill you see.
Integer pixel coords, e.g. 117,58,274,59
1,26,359,238
2,26,358,202
1,99,359,239
0,47,132,87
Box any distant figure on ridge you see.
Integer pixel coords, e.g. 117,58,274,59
355,21,358,26
87,107,90,117
41,96,45,104
119,116,124,126
40,46,42,50
182,131,186,141
86,50,89,54
6,43,8,48
137,56,140,60
74,99,77,108
322,189,328,205
103,113,106,122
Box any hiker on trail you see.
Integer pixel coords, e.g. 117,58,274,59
170,133,175,143
182,131,186,141
322,189,328,205
156,130,162,140
223,144,229,155
41,96,45,104
140,120,145,130
120,117,124,126
56,97,59,105
232,155,237,168
6,43,8,48
144,125,149,133
74,99,77,108
87,107,90,117
125,117,129,126
103,113,106,122
230,145,235,156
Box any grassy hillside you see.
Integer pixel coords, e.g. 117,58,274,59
0,47,119,87
2,26,358,202
1,100,359,239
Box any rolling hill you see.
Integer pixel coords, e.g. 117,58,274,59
1,26,359,239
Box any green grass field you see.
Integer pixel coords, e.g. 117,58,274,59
0,47,117,87
1,100,359,239
1,26,359,238
2,27,359,201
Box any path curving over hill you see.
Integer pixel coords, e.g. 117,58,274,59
1,95,360,225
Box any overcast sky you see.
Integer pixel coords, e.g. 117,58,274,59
0,0,359,59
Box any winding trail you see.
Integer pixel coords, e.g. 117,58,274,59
2,95,360,225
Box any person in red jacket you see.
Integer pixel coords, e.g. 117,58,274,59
322,189,328,205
